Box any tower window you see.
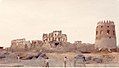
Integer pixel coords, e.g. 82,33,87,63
96,31,98,35
109,37,111,39
107,30,110,35
101,26,103,28
113,30,115,35
100,30,103,34
96,37,98,39
107,26,109,28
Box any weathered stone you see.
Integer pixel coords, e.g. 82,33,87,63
21,54,33,60
0,53,5,59
31,40,43,48
35,52,42,58
20,52,47,60
50,41,62,48
10,38,31,51
75,55,85,59
85,56,92,61
95,21,117,51
100,55,115,63
43,30,67,45
74,54,86,67
92,58,102,63
77,44,95,53
39,53,48,59
74,54,86,63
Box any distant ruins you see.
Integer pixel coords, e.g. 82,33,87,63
42,30,67,48
10,38,44,51
31,40,43,48
95,20,117,52
10,38,31,51
9,21,118,52
43,30,67,43
10,30,67,51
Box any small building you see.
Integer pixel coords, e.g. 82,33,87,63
31,40,43,48
10,38,31,51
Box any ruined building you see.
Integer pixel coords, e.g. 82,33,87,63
11,38,31,51
31,40,43,48
42,30,67,47
95,20,117,52
43,30,67,43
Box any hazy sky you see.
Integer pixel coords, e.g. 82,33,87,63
0,0,119,47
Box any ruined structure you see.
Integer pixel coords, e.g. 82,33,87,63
43,30,67,43
73,41,82,46
73,41,95,53
11,38,31,51
42,30,67,48
95,20,117,51
31,40,43,48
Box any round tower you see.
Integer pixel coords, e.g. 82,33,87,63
95,20,117,51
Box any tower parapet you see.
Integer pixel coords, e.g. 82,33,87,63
97,20,114,25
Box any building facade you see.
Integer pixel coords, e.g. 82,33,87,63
11,38,31,50
42,30,67,44
95,20,117,51
31,40,43,48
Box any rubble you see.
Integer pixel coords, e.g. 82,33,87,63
76,44,95,53
31,40,43,48
92,58,102,63
10,38,31,51
100,54,115,63
20,52,47,60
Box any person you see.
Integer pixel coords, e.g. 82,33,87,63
82,56,86,67
64,56,67,67
45,57,49,67
74,57,76,67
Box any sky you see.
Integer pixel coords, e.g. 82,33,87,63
0,0,119,47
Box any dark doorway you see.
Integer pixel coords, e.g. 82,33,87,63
55,43,59,46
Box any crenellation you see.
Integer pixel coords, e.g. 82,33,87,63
97,20,115,26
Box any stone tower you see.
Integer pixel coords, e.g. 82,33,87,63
95,20,117,51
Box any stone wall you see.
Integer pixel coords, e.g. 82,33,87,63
42,30,67,44
10,38,31,51
95,20,117,51
31,40,43,48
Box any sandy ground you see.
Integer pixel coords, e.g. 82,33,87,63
0,52,119,67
